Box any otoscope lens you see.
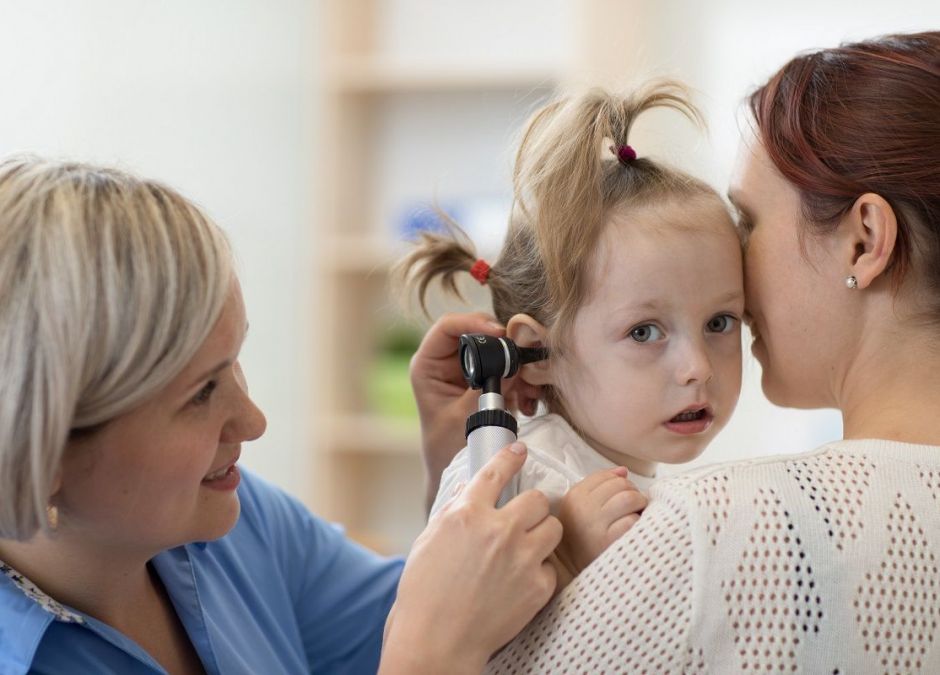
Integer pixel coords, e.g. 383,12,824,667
461,344,475,379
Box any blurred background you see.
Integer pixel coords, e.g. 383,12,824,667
1,1,936,554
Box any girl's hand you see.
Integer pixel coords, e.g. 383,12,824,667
554,467,648,576
410,312,541,510
380,443,562,675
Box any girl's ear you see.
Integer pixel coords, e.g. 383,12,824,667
507,314,553,386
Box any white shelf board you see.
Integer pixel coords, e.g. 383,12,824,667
329,61,560,94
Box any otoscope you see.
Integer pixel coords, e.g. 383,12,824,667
458,334,548,507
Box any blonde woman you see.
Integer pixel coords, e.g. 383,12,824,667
0,158,561,674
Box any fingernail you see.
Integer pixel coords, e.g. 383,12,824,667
509,441,526,455
612,466,629,477
486,321,504,332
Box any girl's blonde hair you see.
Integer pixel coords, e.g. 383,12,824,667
398,82,725,358
0,157,234,540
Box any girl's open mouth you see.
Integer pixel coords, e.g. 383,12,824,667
664,407,714,435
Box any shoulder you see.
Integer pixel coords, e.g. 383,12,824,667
518,413,576,451
197,469,353,582
650,442,846,499
235,467,314,535
646,443,860,545
432,416,586,515
519,414,610,478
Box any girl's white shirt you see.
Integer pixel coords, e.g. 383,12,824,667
430,413,655,517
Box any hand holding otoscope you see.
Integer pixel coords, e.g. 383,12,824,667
458,334,548,507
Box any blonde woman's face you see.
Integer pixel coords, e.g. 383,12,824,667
553,203,744,474
55,284,267,553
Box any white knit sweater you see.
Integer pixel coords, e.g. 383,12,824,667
488,439,940,674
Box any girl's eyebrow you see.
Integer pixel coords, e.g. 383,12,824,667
714,289,745,305
616,299,664,314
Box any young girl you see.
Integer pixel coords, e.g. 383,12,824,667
399,82,745,573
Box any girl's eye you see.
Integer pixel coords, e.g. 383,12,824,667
192,380,217,406
706,315,738,334
629,324,664,343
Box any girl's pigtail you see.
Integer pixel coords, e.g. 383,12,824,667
394,213,480,317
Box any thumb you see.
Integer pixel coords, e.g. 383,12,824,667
463,442,527,506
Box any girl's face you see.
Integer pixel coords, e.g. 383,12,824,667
728,139,847,408
54,283,267,556
552,199,744,474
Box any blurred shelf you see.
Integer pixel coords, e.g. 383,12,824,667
324,234,400,273
328,61,559,94
317,0,636,553
345,528,395,555
328,413,421,455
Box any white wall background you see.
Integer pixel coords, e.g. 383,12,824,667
0,0,320,502
0,1,936,509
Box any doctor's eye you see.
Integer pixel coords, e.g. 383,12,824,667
192,380,218,406
706,314,738,334
628,324,664,343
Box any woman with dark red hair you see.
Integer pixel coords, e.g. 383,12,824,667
413,31,940,672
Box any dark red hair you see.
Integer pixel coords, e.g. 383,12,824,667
749,32,940,292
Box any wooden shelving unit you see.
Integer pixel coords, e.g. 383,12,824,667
314,0,639,554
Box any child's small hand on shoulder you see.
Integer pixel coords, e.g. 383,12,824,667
555,467,648,577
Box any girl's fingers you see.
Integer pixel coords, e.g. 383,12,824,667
606,512,641,542
589,473,634,503
573,468,626,497
602,488,648,517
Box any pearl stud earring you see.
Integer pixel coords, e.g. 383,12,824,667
845,275,858,289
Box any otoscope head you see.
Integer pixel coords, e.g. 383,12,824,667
458,334,548,392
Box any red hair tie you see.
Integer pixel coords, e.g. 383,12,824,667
613,144,637,165
470,259,491,285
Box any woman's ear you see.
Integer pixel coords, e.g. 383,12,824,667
506,314,553,386
843,192,898,290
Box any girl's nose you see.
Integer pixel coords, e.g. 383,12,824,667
676,341,714,386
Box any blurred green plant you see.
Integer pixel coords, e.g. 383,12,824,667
366,323,423,420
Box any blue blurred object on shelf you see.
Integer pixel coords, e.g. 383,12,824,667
396,194,511,258
398,203,454,241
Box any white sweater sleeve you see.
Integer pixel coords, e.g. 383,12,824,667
487,482,697,673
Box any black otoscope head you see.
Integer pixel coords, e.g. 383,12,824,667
458,334,549,394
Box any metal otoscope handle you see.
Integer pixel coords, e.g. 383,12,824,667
458,334,548,508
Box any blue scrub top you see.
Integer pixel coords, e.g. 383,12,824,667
0,470,404,674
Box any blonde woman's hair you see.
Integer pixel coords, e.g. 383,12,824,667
0,157,234,540
397,82,726,407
